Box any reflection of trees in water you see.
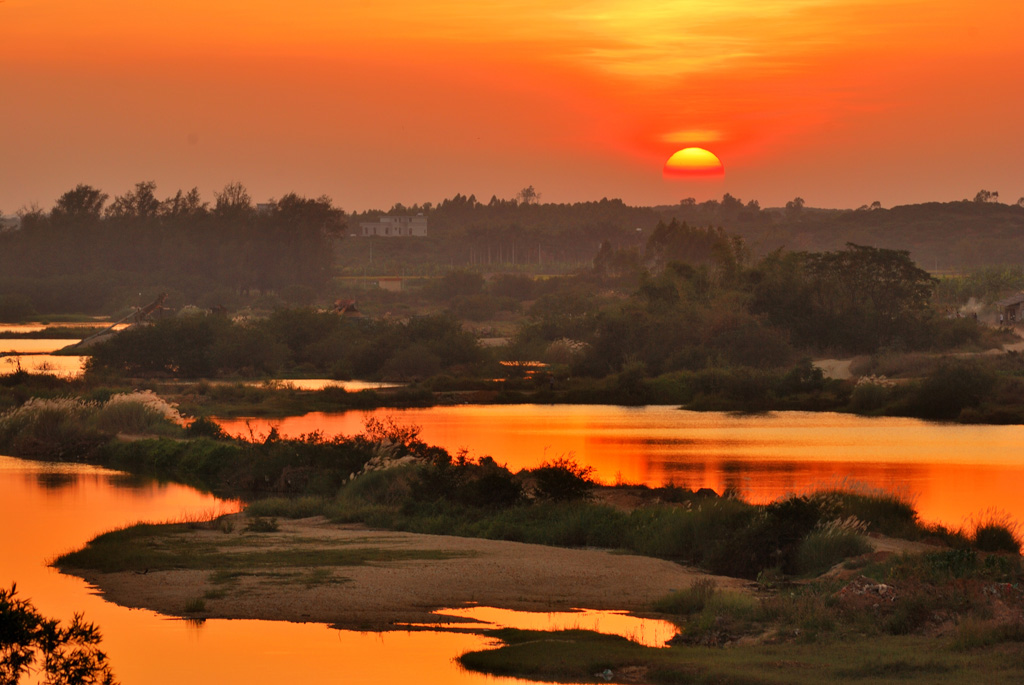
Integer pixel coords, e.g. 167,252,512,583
24,470,155,492
655,459,929,505
33,472,76,490
107,473,153,491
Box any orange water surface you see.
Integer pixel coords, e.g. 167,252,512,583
217,405,1024,528
0,455,642,684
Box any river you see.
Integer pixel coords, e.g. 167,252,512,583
0,455,676,684
216,405,1024,529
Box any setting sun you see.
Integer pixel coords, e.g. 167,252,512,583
663,147,725,178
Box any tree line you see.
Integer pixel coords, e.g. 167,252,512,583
0,182,344,316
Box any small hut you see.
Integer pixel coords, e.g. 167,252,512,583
995,292,1024,325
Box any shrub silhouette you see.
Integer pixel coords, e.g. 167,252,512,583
533,457,594,502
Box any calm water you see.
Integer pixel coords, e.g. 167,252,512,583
0,455,673,684
217,405,1024,528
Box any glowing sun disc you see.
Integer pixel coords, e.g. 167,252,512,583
663,147,724,178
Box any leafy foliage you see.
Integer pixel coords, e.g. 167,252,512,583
0,584,116,685
532,457,594,502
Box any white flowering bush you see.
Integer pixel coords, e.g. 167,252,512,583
0,391,183,459
95,391,182,435
0,397,102,459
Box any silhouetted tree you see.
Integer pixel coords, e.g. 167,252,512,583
785,196,805,218
516,185,540,205
0,584,117,684
106,181,161,220
51,185,108,224
214,182,253,219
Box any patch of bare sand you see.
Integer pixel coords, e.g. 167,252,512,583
68,516,748,631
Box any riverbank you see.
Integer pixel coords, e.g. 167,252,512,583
54,512,1024,685
57,515,746,631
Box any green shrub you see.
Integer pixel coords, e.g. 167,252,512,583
793,522,871,576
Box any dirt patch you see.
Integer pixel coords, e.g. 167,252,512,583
66,516,748,631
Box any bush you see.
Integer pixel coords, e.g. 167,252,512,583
0,584,116,684
0,396,106,460
818,487,919,538
185,416,229,439
532,457,594,502
905,359,997,420
970,511,1021,554
848,381,891,413
94,391,181,435
793,520,871,575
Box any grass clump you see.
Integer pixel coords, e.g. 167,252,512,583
969,511,1021,554
793,518,871,576
94,390,181,435
652,578,718,616
183,597,206,613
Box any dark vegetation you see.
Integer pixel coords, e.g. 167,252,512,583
459,542,1024,683
0,584,116,685
662,193,1024,273
85,310,483,381
6,187,1024,683
1,182,345,317
53,522,466,576
4,185,1023,424
6,391,1009,582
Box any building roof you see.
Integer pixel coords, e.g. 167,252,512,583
995,292,1024,307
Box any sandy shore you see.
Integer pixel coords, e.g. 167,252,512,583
68,516,749,631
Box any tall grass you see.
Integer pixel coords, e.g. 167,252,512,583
0,397,104,459
0,392,184,460
968,510,1021,554
793,518,871,576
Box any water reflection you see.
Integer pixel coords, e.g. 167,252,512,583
1,353,87,377
0,455,617,684
33,471,78,490
0,339,80,354
216,405,1024,528
423,606,678,648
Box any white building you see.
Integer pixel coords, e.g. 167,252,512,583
359,214,427,237
0,216,20,232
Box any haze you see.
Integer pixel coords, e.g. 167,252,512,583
2,0,1023,211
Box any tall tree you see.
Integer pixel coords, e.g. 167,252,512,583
51,185,108,224
105,181,161,220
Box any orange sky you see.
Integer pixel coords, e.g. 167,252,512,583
2,0,1023,212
